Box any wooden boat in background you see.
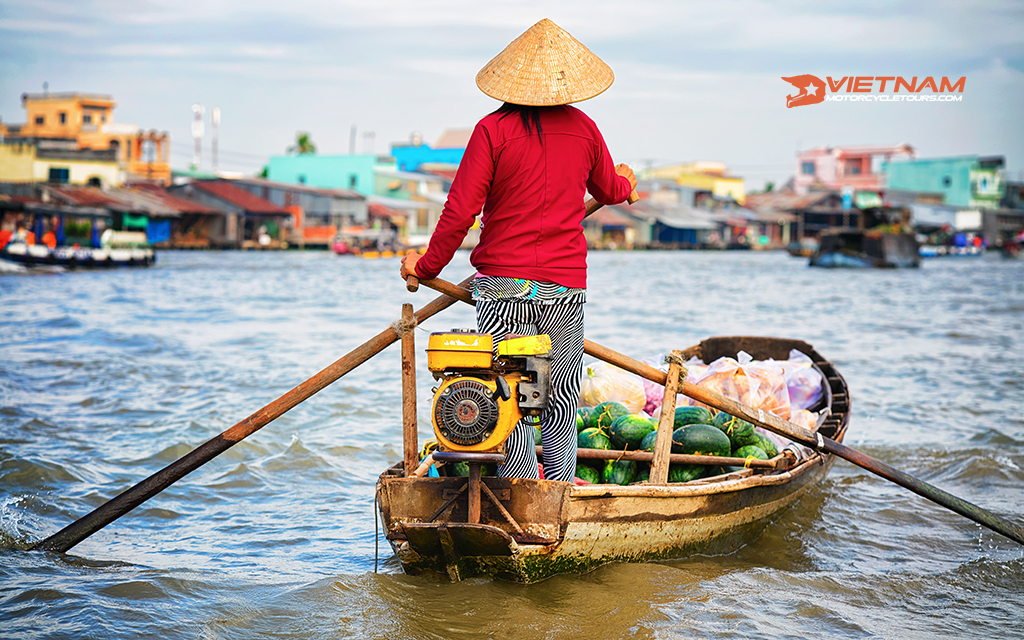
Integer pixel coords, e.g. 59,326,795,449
376,336,850,583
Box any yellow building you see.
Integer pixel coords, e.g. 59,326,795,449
645,161,746,204
1,139,122,187
3,92,170,184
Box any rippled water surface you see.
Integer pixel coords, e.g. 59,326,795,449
2,250,1022,639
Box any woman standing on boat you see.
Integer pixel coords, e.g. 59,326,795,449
400,19,636,483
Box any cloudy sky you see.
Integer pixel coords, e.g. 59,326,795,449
1,0,1022,188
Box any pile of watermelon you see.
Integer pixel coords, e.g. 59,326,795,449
573,402,779,485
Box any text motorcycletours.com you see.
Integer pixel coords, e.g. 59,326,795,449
782,75,966,107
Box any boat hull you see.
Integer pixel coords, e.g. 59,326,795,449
377,336,850,583
1,242,155,268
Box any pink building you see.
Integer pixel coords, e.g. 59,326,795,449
794,144,915,195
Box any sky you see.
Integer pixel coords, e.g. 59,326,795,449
1,0,1022,190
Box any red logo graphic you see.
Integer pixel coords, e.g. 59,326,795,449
782,74,826,108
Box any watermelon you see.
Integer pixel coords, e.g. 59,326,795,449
733,444,769,461
575,464,601,485
752,433,779,457
671,424,732,457
711,411,758,449
576,408,593,434
673,406,714,429
640,429,659,452
609,415,656,450
636,464,650,483
578,427,612,450
602,459,637,486
668,464,705,483
452,461,499,477
591,401,630,431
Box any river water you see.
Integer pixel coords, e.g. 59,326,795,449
1,249,1022,639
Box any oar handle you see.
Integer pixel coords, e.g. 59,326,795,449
406,275,419,292
584,190,640,218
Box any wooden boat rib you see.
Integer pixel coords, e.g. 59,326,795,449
376,336,850,583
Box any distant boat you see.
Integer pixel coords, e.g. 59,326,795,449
787,238,819,258
1,230,155,269
919,244,985,258
809,229,919,268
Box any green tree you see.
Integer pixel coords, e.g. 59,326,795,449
287,132,317,155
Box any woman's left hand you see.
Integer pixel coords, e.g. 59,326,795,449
400,253,421,280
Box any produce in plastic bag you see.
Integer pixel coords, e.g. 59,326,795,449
780,349,824,412
685,351,791,421
642,356,706,415
579,361,646,413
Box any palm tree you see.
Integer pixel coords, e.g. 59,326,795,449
287,132,317,155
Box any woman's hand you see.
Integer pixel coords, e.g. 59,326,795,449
615,163,637,190
400,253,421,280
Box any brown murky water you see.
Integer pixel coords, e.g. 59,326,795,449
2,250,1022,638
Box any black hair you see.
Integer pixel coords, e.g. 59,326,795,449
492,102,546,139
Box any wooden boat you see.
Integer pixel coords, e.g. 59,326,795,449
809,228,919,268
376,335,850,583
1,231,155,269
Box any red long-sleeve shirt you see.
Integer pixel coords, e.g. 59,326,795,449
414,105,632,289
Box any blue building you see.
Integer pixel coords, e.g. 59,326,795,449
883,155,1005,209
267,154,384,197
390,129,470,172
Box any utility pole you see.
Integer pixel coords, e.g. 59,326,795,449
350,125,357,155
191,104,205,170
211,107,221,173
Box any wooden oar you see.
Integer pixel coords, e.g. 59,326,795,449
31,276,477,554
407,275,1024,546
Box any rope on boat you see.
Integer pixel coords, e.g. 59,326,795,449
391,314,418,337
663,352,689,387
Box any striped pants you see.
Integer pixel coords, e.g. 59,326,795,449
476,299,584,483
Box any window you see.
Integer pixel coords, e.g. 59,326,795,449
101,114,106,123
846,159,862,175
83,114,92,124
60,112,67,124
126,141,132,160
298,175,306,184
35,116,44,125
48,167,70,183
801,161,815,175
349,175,358,188
87,176,102,187
942,176,952,187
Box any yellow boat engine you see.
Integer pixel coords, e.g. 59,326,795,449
427,330,551,453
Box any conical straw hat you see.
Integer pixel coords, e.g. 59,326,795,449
475,18,614,106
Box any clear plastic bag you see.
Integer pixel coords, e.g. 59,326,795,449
579,361,646,413
685,351,792,421
647,356,706,418
780,349,824,412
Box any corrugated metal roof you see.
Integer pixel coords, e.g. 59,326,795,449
131,184,221,214
367,194,444,210
601,201,718,230
192,180,289,214
45,186,125,208
434,129,472,149
374,167,444,183
231,178,363,200
745,190,836,212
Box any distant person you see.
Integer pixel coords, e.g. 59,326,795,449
400,18,636,483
